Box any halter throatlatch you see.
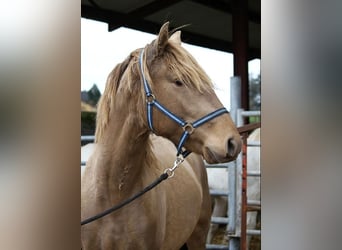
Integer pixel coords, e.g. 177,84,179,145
139,48,229,158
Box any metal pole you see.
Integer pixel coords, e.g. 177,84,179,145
228,162,236,234
230,76,241,124
228,77,241,250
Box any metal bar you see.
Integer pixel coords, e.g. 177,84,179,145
81,135,95,142
240,110,261,117
247,141,260,147
211,216,229,224
205,163,230,168
246,229,261,236
227,161,237,234
237,109,244,127
227,77,240,242
210,190,230,196
230,76,241,124
247,200,261,206
206,244,229,250
229,237,240,250
247,171,260,177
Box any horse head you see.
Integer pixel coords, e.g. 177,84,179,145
139,22,241,163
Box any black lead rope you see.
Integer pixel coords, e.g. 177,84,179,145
81,172,169,226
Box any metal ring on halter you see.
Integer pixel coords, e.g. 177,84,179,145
146,94,156,104
182,123,195,134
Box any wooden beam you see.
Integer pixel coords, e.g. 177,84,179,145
191,0,260,24
232,0,249,111
87,0,101,9
237,122,261,134
81,4,260,58
129,0,182,17
82,5,234,51
108,0,182,31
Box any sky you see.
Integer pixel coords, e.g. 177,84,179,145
81,18,260,109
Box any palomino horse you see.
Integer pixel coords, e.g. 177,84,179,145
81,22,241,250
206,128,260,248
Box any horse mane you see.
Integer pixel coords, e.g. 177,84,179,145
95,51,141,142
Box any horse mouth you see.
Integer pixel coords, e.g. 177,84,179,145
203,146,236,164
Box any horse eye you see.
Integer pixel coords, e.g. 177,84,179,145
174,80,183,87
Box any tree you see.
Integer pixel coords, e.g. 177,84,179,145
249,74,261,110
86,84,101,106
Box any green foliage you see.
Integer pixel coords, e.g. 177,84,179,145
249,74,261,110
81,111,96,135
249,115,261,123
87,84,101,106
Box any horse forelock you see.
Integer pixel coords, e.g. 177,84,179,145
165,43,213,93
142,38,213,94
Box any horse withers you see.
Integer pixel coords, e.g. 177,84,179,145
81,22,241,250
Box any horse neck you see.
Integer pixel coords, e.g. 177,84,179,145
95,104,153,197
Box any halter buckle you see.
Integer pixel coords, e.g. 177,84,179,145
183,123,194,134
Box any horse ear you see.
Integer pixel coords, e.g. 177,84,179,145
169,31,182,45
156,22,170,55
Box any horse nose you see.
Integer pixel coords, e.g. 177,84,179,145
227,136,241,158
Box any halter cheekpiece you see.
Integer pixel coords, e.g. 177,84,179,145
139,48,229,158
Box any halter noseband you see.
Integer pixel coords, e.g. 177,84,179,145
139,48,229,158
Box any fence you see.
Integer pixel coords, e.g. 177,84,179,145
205,77,260,250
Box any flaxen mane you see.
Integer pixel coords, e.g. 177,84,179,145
94,50,142,142
94,58,128,142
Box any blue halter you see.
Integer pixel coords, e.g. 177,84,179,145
139,48,229,158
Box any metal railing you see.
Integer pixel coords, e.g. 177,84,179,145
205,76,261,250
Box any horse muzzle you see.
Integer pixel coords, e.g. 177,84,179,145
203,135,241,164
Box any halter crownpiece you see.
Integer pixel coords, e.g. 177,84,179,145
139,48,229,158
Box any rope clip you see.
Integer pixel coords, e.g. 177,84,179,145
164,155,184,178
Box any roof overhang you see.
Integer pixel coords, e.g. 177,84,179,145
81,0,260,59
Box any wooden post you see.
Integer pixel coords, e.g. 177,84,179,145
232,0,249,112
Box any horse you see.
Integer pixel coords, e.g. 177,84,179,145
206,128,260,248
81,22,242,250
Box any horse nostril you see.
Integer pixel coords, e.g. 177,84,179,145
227,137,237,158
